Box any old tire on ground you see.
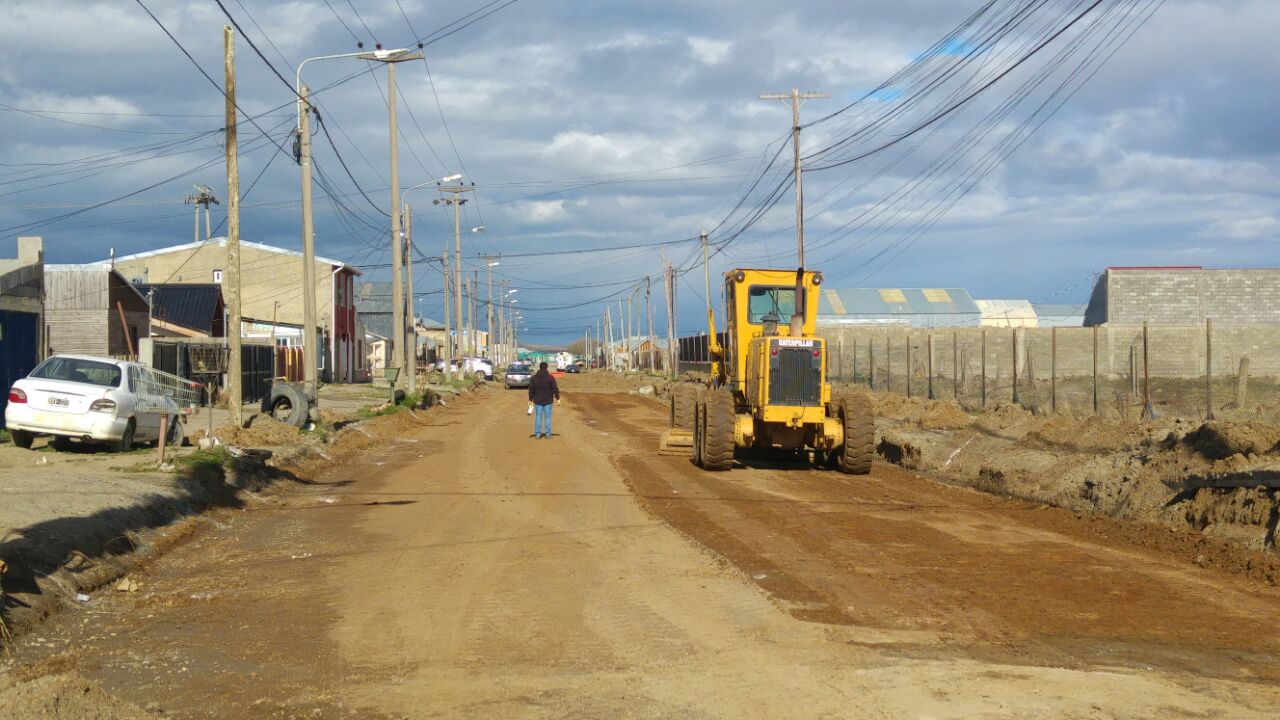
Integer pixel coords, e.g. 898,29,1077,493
10,429,34,449
268,384,310,428
837,393,874,475
698,388,736,471
114,419,136,453
669,384,697,430
166,416,183,446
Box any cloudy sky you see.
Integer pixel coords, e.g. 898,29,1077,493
1,0,1276,344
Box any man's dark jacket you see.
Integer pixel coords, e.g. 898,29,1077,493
528,370,560,406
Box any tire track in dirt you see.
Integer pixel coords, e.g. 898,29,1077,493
577,392,1280,683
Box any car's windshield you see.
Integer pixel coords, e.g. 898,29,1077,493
747,285,801,324
508,365,530,373
30,357,122,388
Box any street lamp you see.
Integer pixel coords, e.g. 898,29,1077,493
295,46,423,395
471,225,486,233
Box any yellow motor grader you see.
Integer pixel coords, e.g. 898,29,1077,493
661,267,874,473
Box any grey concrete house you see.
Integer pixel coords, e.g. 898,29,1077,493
1085,266,1280,326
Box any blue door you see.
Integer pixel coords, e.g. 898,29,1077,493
0,310,40,427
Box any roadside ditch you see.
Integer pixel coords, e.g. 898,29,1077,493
846,384,1280,584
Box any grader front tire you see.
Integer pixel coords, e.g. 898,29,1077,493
838,394,875,475
670,384,697,430
699,389,736,471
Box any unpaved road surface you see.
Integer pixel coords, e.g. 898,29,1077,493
5,387,1280,718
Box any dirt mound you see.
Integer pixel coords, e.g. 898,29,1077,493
867,391,927,421
919,400,971,430
211,415,303,447
1024,415,1148,453
1185,421,1280,460
974,401,1036,436
0,671,159,719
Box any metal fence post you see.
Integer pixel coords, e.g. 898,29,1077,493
906,335,912,398
1091,325,1098,415
1011,327,1020,405
980,328,987,408
868,336,875,390
927,332,935,400
1050,326,1057,413
1142,320,1153,418
1205,318,1214,420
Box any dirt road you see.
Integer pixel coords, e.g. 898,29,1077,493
5,386,1280,718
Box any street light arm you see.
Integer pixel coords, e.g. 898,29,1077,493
296,51,376,127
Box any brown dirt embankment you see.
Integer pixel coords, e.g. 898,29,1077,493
851,385,1280,570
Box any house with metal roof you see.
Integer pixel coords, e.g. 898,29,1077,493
1032,303,1086,327
135,284,225,338
818,288,981,327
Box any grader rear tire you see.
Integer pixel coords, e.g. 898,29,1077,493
669,384,697,430
698,388,736,471
837,393,875,475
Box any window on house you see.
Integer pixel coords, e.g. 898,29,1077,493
212,269,223,283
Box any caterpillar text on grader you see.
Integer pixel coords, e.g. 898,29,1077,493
661,267,874,473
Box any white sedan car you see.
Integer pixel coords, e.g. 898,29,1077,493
5,355,182,452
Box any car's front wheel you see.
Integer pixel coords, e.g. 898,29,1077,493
10,430,34,449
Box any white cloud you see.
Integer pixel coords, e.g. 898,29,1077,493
1201,216,1279,241
515,200,568,223
687,37,731,65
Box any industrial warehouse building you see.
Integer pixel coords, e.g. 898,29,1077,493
1084,266,1280,326
818,288,981,327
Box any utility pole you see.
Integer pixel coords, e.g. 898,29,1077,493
297,84,320,401
646,276,656,372
479,255,499,359
441,250,452,379
362,49,423,392
184,186,219,244
663,255,676,377
760,87,827,334
223,26,243,427
434,183,472,367
605,307,613,370
403,203,416,393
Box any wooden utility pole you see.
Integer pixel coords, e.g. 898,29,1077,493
404,204,416,393
1142,320,1152,418
224,26,243,427
434,184,471,370
298,84,319,401
1205,318,1214,420
760,88,826,336
663,257,676,376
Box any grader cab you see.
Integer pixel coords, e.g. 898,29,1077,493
662,268,874,473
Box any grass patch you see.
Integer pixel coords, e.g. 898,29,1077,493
0,428,9,444
173,445,233,473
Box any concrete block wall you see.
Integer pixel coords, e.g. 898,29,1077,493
1103,269,1280,326
821,323,1280,382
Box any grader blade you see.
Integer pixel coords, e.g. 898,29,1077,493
659,428,694,455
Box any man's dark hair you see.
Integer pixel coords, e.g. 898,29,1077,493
539,361,548,370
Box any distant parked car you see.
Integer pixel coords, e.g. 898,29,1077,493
563,363,580,373
504,363,532,389
4,355,184,452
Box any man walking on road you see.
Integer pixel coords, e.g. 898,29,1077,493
528,361,561,439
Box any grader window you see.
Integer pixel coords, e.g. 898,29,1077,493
747,286,801,324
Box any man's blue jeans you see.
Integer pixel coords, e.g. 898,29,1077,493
534,402,553,437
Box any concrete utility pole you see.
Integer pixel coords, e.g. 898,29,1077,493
184,186,219,244
297,84,319,401
223,26,243,427
363,49,425,391
435,183,472,366
480,255,499,358
664,255,676,377
646,276,656,372
761,87,827,334
442,250,452,379
403,204,416,393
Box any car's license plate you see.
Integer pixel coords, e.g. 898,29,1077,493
46,396,70,407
